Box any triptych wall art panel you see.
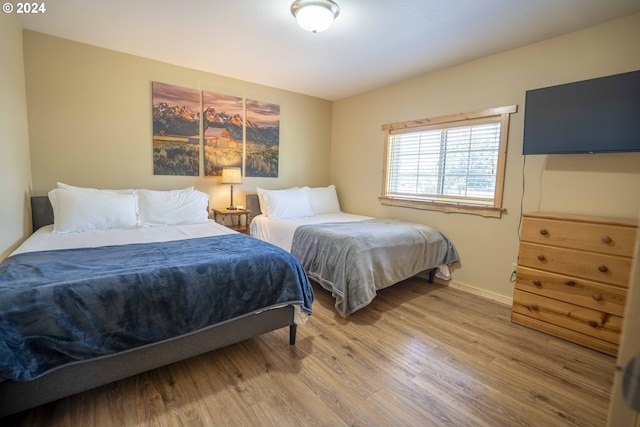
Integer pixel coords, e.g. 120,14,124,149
152,82,201,176
152,82,280,177
203,91,243,177
246,100,280,178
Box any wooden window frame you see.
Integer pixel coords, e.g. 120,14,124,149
380,105,517,218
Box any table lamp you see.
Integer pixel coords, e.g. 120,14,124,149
221,167,242,210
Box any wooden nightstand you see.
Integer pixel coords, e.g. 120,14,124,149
211,208,252,234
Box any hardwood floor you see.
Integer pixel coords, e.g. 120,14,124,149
4,279,615,426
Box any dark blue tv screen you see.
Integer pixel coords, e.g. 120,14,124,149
522,70,640,155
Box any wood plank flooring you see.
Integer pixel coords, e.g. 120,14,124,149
4,279,615,426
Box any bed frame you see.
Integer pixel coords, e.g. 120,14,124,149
0,196,299,417
246,192,262,220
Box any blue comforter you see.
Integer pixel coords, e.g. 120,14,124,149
0,234,313,382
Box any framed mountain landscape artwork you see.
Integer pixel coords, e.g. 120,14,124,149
152,82,200,176
202,91,244,177
245,99,280,177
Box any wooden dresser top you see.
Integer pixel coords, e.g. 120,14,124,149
524,212,638,228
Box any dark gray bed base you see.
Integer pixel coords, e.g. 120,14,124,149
0,196,298,417
245,193,437,283
0,306,296,417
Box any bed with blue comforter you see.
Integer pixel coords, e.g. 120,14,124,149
0,196,313,416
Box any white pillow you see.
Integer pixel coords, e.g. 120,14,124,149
57,182,96,191
48,188,138,233
309,185,341,214
262,187,314,219
52,183,139,220
56,182,138,194
256,187,300,217
255,187,269,216
137,188,209,226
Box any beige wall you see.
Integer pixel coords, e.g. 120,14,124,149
12,15,640,301
22,31,333,210
331,13,640,301
0,14,32,260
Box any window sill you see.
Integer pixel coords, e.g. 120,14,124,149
379,197,504,218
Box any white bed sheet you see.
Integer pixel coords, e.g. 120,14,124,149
11,220,236,256
250,212,374,252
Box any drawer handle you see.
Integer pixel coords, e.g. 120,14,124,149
530,303,539,311
598,265,609,273
537,254,546,261
588,320,599,328
565,281,576,286
533,279,542,287
539,229,549,236
593,292,602,301
601,235,612,244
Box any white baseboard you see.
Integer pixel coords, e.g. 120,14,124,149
433,278,513,306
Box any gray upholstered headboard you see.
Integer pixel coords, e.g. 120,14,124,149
31,196,54,232
246,194,262,219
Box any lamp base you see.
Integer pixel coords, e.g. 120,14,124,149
227,206,237,210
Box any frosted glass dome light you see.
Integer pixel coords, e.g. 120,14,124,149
291,0,340,33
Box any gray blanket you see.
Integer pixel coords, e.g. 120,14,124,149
290,219,458,317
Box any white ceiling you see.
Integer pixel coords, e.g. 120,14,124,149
17,0,640,101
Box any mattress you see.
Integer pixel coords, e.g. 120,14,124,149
250,212,374,251
11,220,236,256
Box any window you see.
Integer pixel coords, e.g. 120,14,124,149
380,105,516,218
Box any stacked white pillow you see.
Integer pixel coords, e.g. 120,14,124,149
137,188,209,227
48,187,138,233
260,187,314,219
48,183,209,233
256,185,341,219
308,185,342,215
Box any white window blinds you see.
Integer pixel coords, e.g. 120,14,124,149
386,120,501,206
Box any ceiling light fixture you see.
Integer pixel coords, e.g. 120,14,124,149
291,0,340,33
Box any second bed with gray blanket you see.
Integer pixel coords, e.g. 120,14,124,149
290,219,458,317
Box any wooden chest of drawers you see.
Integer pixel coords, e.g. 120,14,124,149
511,212,637,356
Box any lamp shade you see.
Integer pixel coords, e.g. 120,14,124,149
221,167,242,184
291,0,340,33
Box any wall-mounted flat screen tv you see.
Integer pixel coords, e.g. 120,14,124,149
522,70,640,155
